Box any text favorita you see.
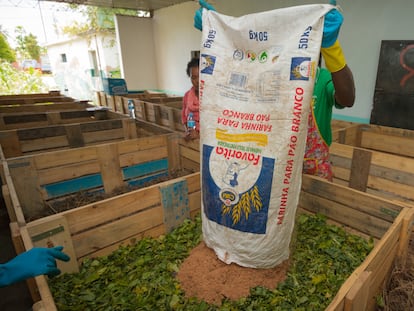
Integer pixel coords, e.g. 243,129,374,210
278,87,304,225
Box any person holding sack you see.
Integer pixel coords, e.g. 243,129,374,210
194,0,355,181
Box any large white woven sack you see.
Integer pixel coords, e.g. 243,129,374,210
199,4,333,268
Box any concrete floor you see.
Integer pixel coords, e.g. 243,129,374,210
0,199,33,311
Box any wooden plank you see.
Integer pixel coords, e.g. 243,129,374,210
105,95,115,111
9,222,41,302
366,242,398,311
367,174,414,202
0,130,22,157
360,128,414,158
27,215,79,273
96,143,123,193
122,118,137,139
332,165,351,182
32,146,98,169
396,206,414,267
114,95,125,113
2,184,16,222
71,205,164,258
186,172,201,194
188,191,201,214
46,111,62,125
82,129,124,144
344,271,371,311
63,185,161,234
326,206,408,311
78,224,166,261
119,146,168,168
7,158,43,222
117,135,168,154
0,102,90,113
37,160,101,185
65,124,85,148
300,191,391,239
349,148,372,191
181,157,200,173
301,175,401,222
179,143,201,164
20,136,68,153
167,133,181,171
2,163,26,225
19,226,57,311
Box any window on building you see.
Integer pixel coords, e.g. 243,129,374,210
60,53,67,63
88,50,99,77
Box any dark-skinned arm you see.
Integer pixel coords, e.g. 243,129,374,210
331,64,355,107
321,40,355,108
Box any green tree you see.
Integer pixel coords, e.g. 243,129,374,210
14,26,42,61
62,5,143,36
0,32,16,62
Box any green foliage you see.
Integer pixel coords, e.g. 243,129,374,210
62,5,141,36
49,214,374,310
0,33,15,62
14,26,42,61
0,61,48,95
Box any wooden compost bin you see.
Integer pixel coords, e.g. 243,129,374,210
330,142,414,203
0,118,174,158
96,90,171,114
332,123,414,159
125,96,184,132
0,91,74,105
6,171,414,311
0,100,92,114
0,107,126,130
2,134,200,310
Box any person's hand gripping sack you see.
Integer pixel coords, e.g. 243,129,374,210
194,0,216,31
322,0,347,73
0,246,70,287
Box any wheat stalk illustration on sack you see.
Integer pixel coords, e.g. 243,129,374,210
222,185,263,225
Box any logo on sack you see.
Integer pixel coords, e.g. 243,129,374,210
200,54,216,75
233,49,244,61
246,51,257,62
290,57,314,81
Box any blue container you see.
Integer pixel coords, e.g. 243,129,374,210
102,78,128,95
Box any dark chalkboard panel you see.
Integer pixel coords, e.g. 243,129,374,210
371,40,414,130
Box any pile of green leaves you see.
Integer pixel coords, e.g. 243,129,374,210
49,214,373,311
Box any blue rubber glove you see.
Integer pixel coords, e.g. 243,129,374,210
194,0,216,31
0,246,70,287
322,3,343,48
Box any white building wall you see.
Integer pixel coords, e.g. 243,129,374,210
147,0,414,124
47,33,119,102
115,15,158,91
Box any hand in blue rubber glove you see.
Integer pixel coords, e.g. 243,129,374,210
322,2,343,48
194,0,216,31
0,246,70,287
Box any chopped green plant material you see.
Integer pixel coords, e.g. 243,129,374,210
49,214,374,310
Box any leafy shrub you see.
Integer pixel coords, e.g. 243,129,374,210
0,61,48,95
